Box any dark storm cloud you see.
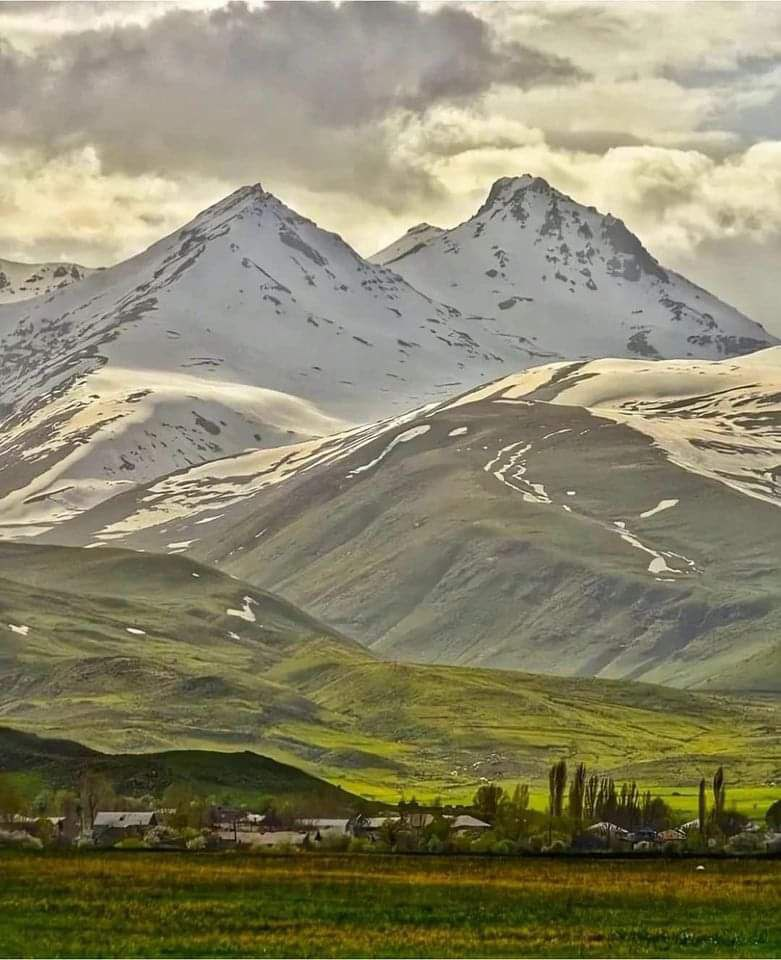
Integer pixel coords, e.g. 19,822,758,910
0,1,586,207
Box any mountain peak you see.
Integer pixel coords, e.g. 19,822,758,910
478,174,565,217
406,221,443,235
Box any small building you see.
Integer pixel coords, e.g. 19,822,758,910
207,807,267,837
347,815,396,841
658,828,686,844
296,818,350,841
629,828,659,844
679,818,700,834
450,815,491,833
219,829,306,848
92,811,157,847
586,821,630,839
403,812,434,830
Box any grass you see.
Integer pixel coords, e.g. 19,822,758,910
0,851,779,958
2,542,780,803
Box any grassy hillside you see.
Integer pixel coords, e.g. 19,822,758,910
216,398,781,692
52,381,781,691
1,543,779,803
0,726,362,810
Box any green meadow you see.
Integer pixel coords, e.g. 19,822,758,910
0,852,778,959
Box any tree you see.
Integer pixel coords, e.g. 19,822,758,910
547,760,567,844
567,763,587,833
584,775,599,824
698,778,707,839
0,774,25,820
712,767,726,826
473,783,504,823
79,771,115,830
495,784,530,841
548,760,567,819
766,799,781,832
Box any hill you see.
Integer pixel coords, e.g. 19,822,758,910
1,543,779,800
54,350,781,691
0,726,362,811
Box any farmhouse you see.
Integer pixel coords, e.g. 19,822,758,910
93,811,157,846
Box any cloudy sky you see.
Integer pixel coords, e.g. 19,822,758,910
1,0,780,331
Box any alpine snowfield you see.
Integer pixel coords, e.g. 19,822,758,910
0,175,776,537
0,258,91,304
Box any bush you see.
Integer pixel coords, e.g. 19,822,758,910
347,837,371,854
542,839,567,854
34,818,56,847
143,826,182,848
316,833,350,853
489,839,513,856
115,838,145,850
426,836,445,855
186,835,207,851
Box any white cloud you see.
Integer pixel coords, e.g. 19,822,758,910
0,1,779,334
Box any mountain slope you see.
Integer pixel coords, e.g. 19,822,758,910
0,185,493,538
1,542,779,798
372,175,773,363
0,258,91,304
0,176,776,540
57,349,781,691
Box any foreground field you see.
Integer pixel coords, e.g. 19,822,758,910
0,852,779,958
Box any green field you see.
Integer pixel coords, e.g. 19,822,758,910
0,852,779,958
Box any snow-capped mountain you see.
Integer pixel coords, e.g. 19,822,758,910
372,175,773,362
0,184,511,534
51,348,781,690
0,258,91,304
0,177,776,536
371,222,445,265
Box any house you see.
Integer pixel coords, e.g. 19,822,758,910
217,829,306,848
347,815,396,841
629,828,659,844
403,812,434,830
207,807,267,837
296,818,350,841
658,828,686,844
449,815,491,833
586,821,630,838
92,811,157,846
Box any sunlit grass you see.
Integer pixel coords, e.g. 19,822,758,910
0,851,778,958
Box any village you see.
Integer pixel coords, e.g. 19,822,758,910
2,764,780,857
